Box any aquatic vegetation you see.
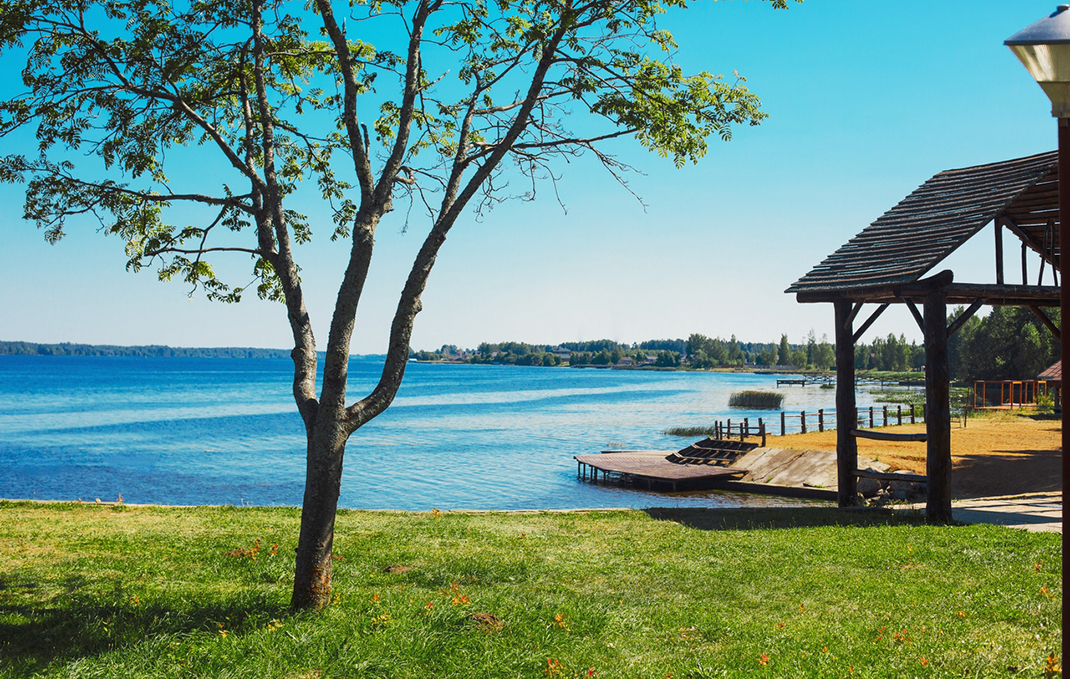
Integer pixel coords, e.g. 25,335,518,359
728,390,785,409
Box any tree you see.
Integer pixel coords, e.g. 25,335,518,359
805,329,817,366
813,334,834,371
789,347,806,368
654,350,680,367
0,0,788,609
728,335,743,365
777,334,790,365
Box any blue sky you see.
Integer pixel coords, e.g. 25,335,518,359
0,0,1061,354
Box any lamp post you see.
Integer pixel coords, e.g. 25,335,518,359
1007,5,1070,670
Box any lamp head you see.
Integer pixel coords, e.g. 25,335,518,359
1007,5,1070,117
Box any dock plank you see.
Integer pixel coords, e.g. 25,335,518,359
574,452,746,483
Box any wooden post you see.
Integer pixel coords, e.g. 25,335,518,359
995,220,1004,285
781,411,786,436
910,405,915,424
744,417,749,440
925,290,952,522
883,405,888,427
801,411,807,434
1022,240,1029,286
819,408,825,432
869,406,874,428
760,420,766,447
834,300,858,506
897,404,902,425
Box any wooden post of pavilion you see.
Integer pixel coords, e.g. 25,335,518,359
834,300,858,506
924,290,952,521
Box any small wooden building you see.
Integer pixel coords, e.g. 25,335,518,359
1039,360,1063,410
787,151,1062,520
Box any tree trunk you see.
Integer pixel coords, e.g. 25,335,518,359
291,411,348,609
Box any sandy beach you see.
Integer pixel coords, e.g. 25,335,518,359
767,411,1060,499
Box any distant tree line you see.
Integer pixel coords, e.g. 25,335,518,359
853,334,925,372
949,306,1060,382
0,341,291,358
408,331,847,371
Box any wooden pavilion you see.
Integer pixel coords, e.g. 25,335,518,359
787,151,1062,521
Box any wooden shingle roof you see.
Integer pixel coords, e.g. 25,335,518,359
787,151,1059,297
1039,360,1062,382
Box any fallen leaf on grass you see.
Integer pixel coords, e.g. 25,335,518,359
470,611,504,632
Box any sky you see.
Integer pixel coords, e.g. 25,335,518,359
0,0,1063,354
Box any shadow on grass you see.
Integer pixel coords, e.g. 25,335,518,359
0,586,288,675
1025,411,1061,421
642,506,934,531
952,448,1061,498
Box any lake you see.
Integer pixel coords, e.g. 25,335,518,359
0,356,892,510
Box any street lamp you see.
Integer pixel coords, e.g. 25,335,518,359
1007,5,1070,671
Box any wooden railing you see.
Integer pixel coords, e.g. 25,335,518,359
775,404,924,436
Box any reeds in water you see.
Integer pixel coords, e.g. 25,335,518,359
663,426,719,437
728,390,784,409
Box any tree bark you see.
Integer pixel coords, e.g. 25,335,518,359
291,408,348,609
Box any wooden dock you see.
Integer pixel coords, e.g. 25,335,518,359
776,377,834,387
573,451,746,491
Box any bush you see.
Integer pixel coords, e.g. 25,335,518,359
728,391,784,409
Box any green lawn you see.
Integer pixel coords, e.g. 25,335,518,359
0,501,1061,678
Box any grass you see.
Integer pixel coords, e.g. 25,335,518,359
728,390,785,409
0,501,1061,678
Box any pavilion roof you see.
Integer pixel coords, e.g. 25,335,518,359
1039,360,1062,381
786,151,1059,298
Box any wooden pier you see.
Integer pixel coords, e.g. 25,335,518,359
776,377,834,387
573,451,746,491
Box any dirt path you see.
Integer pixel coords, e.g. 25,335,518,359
766,412,1060,499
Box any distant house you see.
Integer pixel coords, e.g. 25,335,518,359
617,356,634,366
552,348,573,360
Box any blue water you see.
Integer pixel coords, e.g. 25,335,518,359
0,357,891,510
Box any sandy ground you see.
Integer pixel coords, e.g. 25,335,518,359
766,412,1061,499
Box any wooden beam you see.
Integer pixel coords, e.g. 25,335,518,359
854,468,927,484
945,283,1060,305
947,298,985,338
1002,217,1036,251
906,300,925,333
1029,306,1062,341
1039,219,1053,286
924,291,952,522
851,429,928,442
899,269,955,295
835,300,858,507
852,303,890,343
995,220,1004,285
795,270,954,305
846,301,864,329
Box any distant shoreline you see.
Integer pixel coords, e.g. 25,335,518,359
0,340,385,361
